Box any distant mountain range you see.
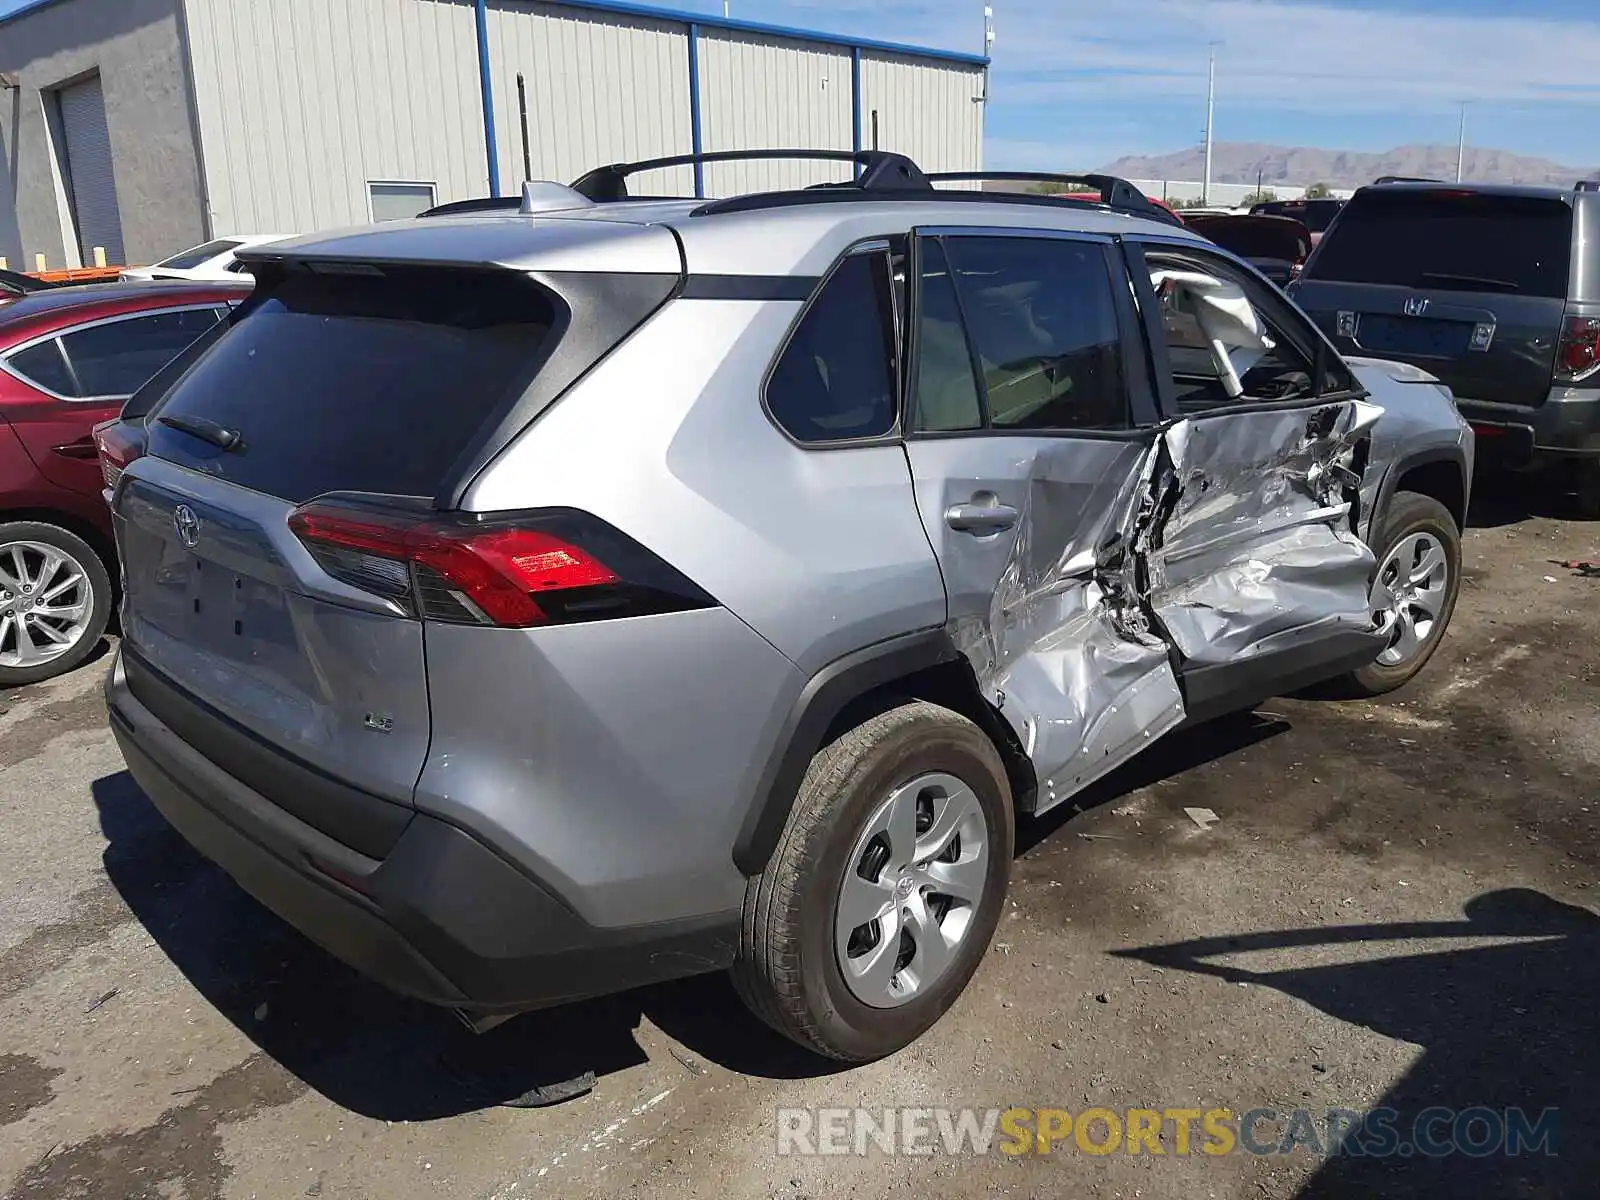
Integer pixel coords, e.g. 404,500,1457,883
1096,142,1597,188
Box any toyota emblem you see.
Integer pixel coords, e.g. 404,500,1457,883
173,504,201,549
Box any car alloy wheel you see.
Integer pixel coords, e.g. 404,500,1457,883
0,539,95,671
835,771,989,1009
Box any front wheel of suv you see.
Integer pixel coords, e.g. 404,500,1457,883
1339,490,1462,697
732,700,1014,1062
0,521,114,688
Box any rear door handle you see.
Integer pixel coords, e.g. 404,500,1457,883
944,501,1020,534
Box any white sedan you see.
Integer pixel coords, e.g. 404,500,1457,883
120,234,295,282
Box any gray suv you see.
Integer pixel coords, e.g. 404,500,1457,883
1290,180,1600,513
104,152,1472,1062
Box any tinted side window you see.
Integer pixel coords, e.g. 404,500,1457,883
911,240,983,432
61,308,225,397
1306,191,1571,297
7,339,78,396
943,236,1127,431
767,252,897,443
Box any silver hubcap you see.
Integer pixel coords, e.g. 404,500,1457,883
835,772,989,1009
1370,531,1449,668
0,541,93,671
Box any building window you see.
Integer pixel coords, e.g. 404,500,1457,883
368,181,437,223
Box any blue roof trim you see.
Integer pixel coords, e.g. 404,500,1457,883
538,0,990,66
0,0,69,27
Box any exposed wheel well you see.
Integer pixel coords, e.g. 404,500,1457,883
822,658,1039,814
1393,459,1466,531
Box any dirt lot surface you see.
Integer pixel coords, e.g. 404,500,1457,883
2,482,1597,1200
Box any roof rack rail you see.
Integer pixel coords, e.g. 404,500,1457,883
1575,180,1600,193
1372,175,1440,185
569,148,929,201
924,171,1182,225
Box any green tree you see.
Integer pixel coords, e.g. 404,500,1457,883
1240,189,1277,207
1304,181,1334,199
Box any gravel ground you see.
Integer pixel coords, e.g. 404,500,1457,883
2,481,1597,1200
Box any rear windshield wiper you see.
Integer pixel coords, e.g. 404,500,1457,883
157,413,245,452
1414,271,1521,293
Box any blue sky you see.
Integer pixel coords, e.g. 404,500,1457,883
699,0,1600,169
4,0,1598,169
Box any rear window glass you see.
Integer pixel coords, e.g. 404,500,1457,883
1255,200,1342,232
1305,191,1572,297
155,239,242,270
146,266,557,502
1188,217,1309,262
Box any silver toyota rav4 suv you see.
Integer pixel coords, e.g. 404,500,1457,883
104,151,1472,1062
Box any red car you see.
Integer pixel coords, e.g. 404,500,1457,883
0,280,248,685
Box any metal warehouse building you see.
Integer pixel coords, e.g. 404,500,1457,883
0,0,987,270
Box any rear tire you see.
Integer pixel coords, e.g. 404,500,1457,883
732,700,1014,1062
0,521,113,688
1339,491,1461,697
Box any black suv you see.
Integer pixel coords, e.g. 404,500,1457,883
1289,181,1600,513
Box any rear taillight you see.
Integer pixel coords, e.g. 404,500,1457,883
92,420,145,493
286,501,713,628
1557,316,1600,381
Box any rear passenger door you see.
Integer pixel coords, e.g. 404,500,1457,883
902,229,1185,815
1126,237,1387,722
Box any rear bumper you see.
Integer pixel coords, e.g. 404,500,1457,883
105,649,738,1014
1455,389,1600,466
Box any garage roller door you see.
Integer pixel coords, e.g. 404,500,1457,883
55,76,125,266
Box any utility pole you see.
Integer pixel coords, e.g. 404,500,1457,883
1456,103,1467,182
1203,48,1216,205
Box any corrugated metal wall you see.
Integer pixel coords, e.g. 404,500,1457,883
696,31,853,196
485,1,693,195
859,52,984,175
181,0,487,234
179,0,982,236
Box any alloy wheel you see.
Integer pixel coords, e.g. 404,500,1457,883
0,540,94,671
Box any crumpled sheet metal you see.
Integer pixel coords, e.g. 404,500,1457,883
994,586,1185,814
948,435,1184,814
1150,521,1376,663
1149,400,1382,666
948,438,1150,684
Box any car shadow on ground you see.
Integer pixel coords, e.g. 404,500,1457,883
91,713,1298,1117
1464,469,1589,530
1115,888,1600,1197
90,771,844,1121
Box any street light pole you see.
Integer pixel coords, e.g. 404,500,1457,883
1203,49,1216,204
1456,103,1467,182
